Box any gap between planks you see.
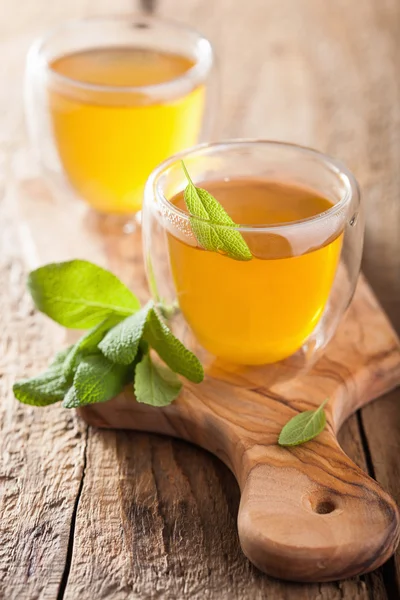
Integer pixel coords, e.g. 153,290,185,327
56,427,89,600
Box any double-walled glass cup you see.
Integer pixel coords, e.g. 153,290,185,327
25,15,216,220
143,140,364,371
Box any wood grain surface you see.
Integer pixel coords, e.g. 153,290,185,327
1,0,400,598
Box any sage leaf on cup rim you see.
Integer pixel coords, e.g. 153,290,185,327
181,161,252,262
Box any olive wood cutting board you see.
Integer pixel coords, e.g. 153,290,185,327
16,187,400,582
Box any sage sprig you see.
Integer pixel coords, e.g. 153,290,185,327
13,260,204,409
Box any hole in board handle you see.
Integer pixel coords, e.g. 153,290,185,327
314,500,336,514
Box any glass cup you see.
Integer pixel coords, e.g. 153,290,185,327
142,140,364,372
24,14,217,223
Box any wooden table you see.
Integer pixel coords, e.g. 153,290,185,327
1,0,400,598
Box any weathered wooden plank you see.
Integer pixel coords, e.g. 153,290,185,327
359,390,400,596
0,197,87,599
0,2,129,599
338,418,390,600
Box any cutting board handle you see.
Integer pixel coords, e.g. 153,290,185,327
238,424,399,581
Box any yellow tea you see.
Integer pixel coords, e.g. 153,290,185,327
168,179,342,364
49,47,205,214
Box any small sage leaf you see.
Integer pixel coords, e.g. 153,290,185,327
134,353,182,407
73,354,130,407
63,314,123,379
13,348,74,407
278,399,329,447
99,303,152,365
143,308,204,383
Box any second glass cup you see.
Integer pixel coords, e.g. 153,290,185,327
143,140,364,370
25,14,216,219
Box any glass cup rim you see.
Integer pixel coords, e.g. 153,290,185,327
147,139,359,232
28,13,214,96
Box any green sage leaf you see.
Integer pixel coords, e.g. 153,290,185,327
134,353,182,407
181,161,252,262
73,354,130,407
99,303,152,365
278,399,329,447
143,308,204,383
28,260,140,329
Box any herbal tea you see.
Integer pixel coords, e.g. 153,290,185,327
49,47,205,214
168,179,342,364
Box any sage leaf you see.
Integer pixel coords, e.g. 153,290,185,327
278,399,329,447
99,303,152,365
143,308,204,383
50,346,75,367
28,260,140,329
134,353,182,407
63,314,123,378
13,347,74,406
62,386,80,409
181,161,252,262
73,354,130,407
13,371,69,406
